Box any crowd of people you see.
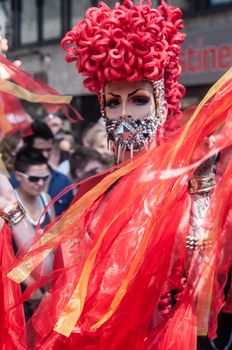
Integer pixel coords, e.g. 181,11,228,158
0,116,114,324
0,117,114,209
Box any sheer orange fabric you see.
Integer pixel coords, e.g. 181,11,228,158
7,68,232,349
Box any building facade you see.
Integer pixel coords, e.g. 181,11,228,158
0,0,232,122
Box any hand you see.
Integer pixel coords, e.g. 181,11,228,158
0,56,22,80
0,173,16,211
0,38,9,54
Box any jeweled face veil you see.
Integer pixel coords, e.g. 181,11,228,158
100,79,166,164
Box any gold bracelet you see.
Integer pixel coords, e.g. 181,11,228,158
186,235,213,250
189,175,215,194
0,201,26,226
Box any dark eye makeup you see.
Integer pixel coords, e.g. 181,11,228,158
105,98,120,108
105,93,150,109
132,96,150,105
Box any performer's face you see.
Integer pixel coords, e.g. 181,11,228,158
103,80,166,163
104,81,156,120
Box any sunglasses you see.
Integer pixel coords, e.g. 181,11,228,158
32,147,53,153
19,172,50,183
50,123,62,127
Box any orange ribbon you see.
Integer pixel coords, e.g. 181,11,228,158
0,79,72,104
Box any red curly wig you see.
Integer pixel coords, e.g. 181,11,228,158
61,0,186,118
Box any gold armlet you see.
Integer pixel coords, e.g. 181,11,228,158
188,175,215,194
0,201,26,226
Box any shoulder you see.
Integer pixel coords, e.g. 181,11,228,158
41,192,51,203
9,172,19,188
57,160,70,175
48,170,74,202
51,170,73,185
40,192,56,220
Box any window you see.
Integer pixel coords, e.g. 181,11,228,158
71,0,92,27
128,0,159,5
166,0,193,11
100,0,125,6
0,0,11,38
43,0,61,40
21,0,37,44
211,0,232,4
166,0,232,12
9,0,64,48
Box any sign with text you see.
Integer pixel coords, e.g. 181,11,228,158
180,28,232,85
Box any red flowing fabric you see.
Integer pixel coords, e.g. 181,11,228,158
0,223,26,349
8,69,232,349
0,90,30,135
0,55,82,136
146,296,197,350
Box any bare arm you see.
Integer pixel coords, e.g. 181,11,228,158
0,174,53,276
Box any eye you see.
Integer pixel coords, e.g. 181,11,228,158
105,98,120,109
132,96,150,105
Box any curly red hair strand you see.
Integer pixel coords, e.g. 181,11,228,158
61,0,185,118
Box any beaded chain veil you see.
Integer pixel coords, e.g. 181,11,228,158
100,79,165,162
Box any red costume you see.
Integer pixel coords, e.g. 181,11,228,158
7,1,232,349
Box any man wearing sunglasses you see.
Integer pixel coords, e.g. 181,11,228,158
14,147,51,217
10,120,74,217
13,146,55,320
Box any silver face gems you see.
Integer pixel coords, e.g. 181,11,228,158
100,79,166,164
105,111,161,163
152,79,165,124
99,88,105,118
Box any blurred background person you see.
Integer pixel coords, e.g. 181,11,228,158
58,130,75,153
56,130,76,175
44,114,64,136
44,114,75,171
47,131,71,171
9,120,74,217
0,36,9,55
44,113,68,170
0,36,22,80
58,123,113,177
82,123,114,164
69,146,107,183
0,133,23,173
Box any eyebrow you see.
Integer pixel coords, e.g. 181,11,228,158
106,93,120,98
106,89,148,98
128,89,146,97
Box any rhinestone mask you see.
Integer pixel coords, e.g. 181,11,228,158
100,79,165,163
105,112,162,163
